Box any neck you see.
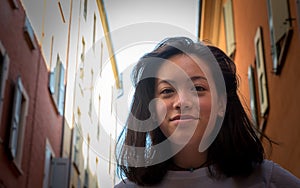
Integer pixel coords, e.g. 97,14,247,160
170,144,207,171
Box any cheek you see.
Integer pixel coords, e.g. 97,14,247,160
154,99,168,124
198,97,212,123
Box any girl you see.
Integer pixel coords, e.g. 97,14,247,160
115,37,300,187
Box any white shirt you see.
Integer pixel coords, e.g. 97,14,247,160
114,160,300,188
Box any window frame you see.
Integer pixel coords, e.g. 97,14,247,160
49,54,65,115
223,0,236,57
0,41,10,137
43,140,54,188
266,0,293,74
24,16,37,50
254,27,269,117
248,65,258,127
9,76,29,173
83,0,88,20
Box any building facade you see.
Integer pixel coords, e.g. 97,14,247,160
199,0,300,177
64,0,121,187
0,0,66,187
0,0,120,187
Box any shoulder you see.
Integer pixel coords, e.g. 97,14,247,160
261,160,300,187
114,179,137,188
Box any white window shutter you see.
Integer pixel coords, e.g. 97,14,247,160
9,76,23,158
58,63,65,115
49,158,70,188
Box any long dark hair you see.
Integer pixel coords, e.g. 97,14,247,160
116,37,265,186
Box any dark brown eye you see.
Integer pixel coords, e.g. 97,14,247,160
192,86,206,92
161,88,174,94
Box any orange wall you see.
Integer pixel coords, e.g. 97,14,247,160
233,0,300,177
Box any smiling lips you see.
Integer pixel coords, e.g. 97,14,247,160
170,115,199,121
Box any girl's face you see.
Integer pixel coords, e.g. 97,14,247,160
155,54,211,147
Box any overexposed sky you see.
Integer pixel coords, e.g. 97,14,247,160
104,0,199,33
104,0,200,70
97,1,200,186
102,0,200,131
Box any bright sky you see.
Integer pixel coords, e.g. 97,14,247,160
104,0,200,69
99,1,199,186
102,0,200,134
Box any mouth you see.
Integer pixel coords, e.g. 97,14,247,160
170,115,199,121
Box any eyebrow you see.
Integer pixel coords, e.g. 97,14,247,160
157,76,207,85
157,79,176,85
189,76,207,82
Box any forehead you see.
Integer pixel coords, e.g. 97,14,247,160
156,54,207,80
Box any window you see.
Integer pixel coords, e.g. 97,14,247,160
254,27,269,117
83,0,88,20
266,0,293,74
73,123,80,169
49,158,70,188
88,69,94,118
248,65,258,128
49,54,65,115
223,0,236,57
93,13,96,51
73,108,82,171
0,41,10,131
84,169,89,188
24,16,37,49
117,73,124,98
43,141,54,188
84,135,90,188
11,0,19,9
198,0,223,46
9,76,29,172
43,144,71,187
80,37,85,79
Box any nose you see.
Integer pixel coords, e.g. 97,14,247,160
173,90,193,110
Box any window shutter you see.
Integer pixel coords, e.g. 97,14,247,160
84,169,89,188
0,53,9,101
267,0,292,73
267,0,290,42
43,147,53,188
24,16,37,49
255,27,268,116
223,0,236,56
9,77,23,158
49,158,70,188
73,125,80,167
58,63,65,115
248,66,258,126
49,72,55,94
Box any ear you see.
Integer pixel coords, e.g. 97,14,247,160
217,95,226,117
